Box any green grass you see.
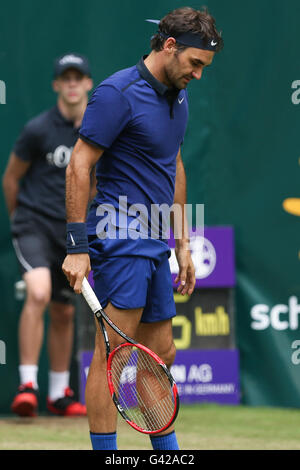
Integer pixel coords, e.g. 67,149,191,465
1,404,300,450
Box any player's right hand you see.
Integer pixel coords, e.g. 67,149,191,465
62,253,91,294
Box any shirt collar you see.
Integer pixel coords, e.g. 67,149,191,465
136,55,180,98
53,105,80,129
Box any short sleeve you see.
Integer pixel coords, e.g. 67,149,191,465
13,122,39,161
79,84,132,149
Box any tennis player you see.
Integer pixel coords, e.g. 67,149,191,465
2,53,93,417
62,7,223,449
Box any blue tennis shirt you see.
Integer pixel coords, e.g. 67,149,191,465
79,56,189,239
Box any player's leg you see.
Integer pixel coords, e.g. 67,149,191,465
135,252,179,450
85,302,143,449
136,319,176,370
136,253,177,368
135,318,176,440
86,241,155,449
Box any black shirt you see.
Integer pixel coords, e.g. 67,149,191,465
14,106,80,220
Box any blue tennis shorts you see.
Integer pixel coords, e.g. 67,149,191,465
88,236,176,323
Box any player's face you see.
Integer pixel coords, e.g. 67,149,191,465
53,69,93,105
165,47,215,90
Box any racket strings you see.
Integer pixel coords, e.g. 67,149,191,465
112,349,171,430
110,345,175,432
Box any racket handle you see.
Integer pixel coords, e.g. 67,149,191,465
81,277,102,313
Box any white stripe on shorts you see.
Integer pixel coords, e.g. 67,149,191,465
12,237,33,272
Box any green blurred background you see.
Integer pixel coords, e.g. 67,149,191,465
1,0,300,412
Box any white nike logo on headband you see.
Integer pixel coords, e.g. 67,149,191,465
145,19,160,24
211,40,217,46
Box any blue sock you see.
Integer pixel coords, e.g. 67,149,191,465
90,431,117,450
150,431,179,450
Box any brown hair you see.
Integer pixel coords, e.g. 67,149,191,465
150,6,223,53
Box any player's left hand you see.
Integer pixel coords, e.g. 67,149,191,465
174,242,196,296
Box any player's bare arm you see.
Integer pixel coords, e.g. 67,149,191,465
2,152,31,216
171,149,196,296
62,138,103,293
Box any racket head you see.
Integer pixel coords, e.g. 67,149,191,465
107,342,179,434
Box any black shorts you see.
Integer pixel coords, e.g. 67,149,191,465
11,205,74,304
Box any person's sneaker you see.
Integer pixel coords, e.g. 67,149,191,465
11,382,38,417
47,387,87,416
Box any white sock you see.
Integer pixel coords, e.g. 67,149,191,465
19,365,38,389
48,371,70,401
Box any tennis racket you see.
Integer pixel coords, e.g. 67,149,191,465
81,277,180,435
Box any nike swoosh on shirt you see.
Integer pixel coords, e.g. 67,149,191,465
178,97,185,104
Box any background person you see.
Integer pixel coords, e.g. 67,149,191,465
2,53,93,417
62,7,223,449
